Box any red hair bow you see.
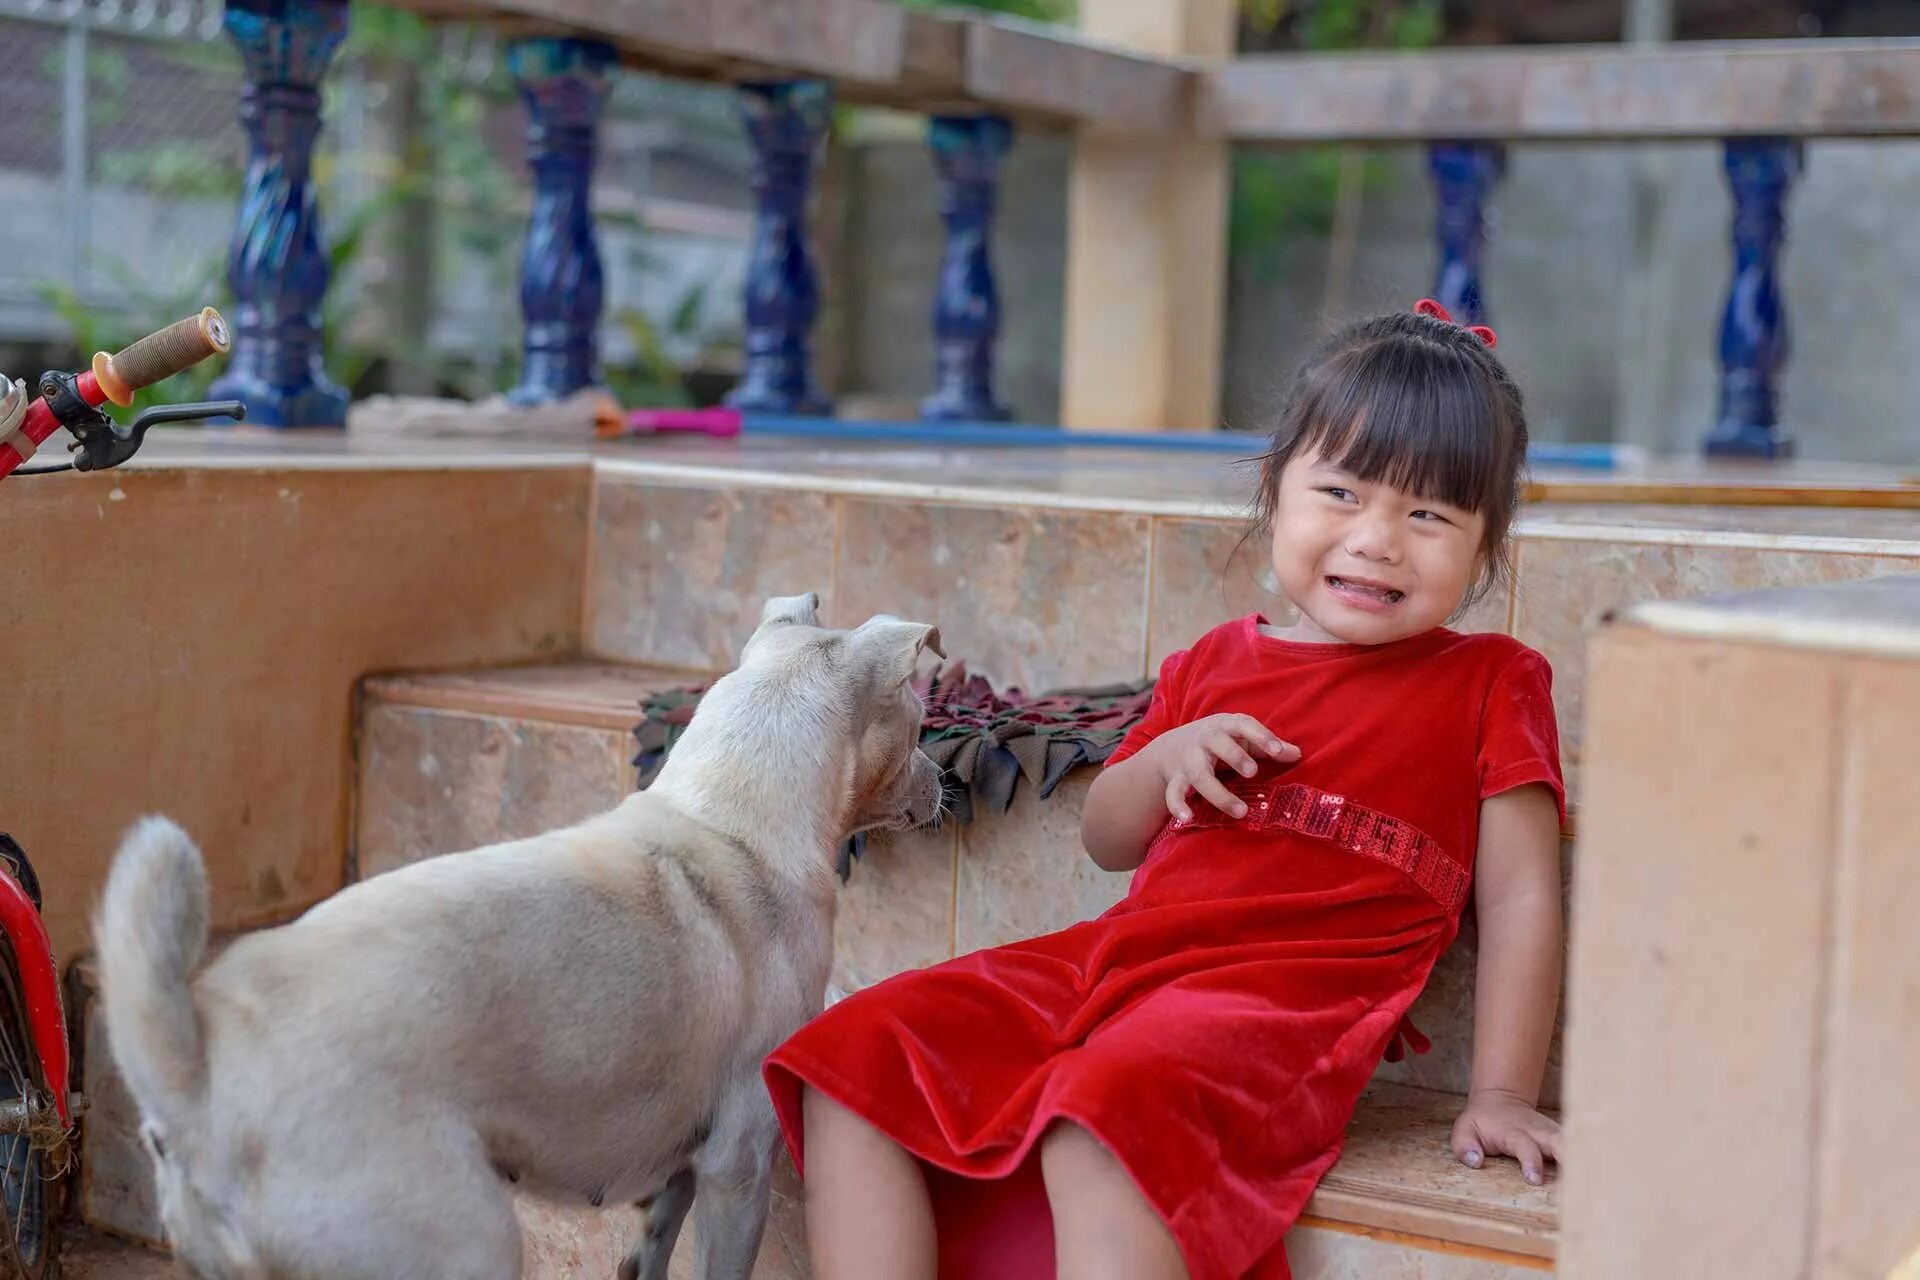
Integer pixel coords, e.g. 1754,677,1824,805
1413,298,1497,350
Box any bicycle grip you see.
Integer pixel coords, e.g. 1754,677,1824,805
92,307,231,406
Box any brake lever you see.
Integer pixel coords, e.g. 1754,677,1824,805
71,399,248,473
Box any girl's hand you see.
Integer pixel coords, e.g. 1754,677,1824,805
1141,714,1300,824
1451,1089,1561,1186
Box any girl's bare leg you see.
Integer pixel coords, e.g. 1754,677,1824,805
801,1087,937,1280
1042,1123,1189,1280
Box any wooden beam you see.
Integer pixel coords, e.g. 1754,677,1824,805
1201,38,1920,142
965,19,1191,137
378,0,1194,131
707,0,907,85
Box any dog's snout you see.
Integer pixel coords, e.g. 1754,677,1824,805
906,752,945,826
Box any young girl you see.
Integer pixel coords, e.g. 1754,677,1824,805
763,302,1566,1280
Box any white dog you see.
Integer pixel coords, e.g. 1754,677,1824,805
95,594,943,1280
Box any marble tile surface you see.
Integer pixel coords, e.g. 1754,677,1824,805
835,498,1153,690
1148,516,1293,668
833,826,959,994
954,776,1133,955
356,703,633,879
589,480,839,670
1512,539,1920,761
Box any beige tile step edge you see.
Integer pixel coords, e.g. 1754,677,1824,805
360,663,1580,839
359,661,1561,1263
60,1225,174,1280
70,945,1555,1275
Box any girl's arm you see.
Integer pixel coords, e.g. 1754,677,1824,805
1450,781,1564,1185
1080,753,1183,872
1081,715,1299,872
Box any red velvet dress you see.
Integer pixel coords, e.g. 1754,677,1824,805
764,617,1564,1279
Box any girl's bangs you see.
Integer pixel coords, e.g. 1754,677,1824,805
1294,344,1513,516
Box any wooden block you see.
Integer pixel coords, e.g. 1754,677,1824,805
2,465,589,961
488,0,712,53
708,0,906,85
1558,629,1839,1280
1307,1083,1558,1261
1058,0,1230,432
1200,39,1920,142
965,19,1191,136
1812,658,1920,1277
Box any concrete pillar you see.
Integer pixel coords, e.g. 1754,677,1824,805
1059,0,1234,432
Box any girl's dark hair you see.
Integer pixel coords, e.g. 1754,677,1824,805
1247,309,1529,611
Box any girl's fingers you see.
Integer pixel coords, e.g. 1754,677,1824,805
1205,733,1259,778
1228,717,1300,761
1164,775,1195,825
1507,1132,1546,1186
1190,769,1245,818
1450,1116,1485,1170
1535,1125,1564,1165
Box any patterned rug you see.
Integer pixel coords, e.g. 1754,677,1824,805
631,663,1155,880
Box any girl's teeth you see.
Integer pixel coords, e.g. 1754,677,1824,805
1330,577,1403,604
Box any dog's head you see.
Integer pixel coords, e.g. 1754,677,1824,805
698,593,945,844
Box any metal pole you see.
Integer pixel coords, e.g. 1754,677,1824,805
62,19,88,298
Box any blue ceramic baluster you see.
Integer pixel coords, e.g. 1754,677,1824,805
507,37,615,407
211,0,350,427
726,81,831,416
1428,142,1506,325
921,115,1013,422
1707,138,1803,458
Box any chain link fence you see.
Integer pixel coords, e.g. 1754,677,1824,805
0,0,749,401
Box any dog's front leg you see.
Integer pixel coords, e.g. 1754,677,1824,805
688,1142,775,1280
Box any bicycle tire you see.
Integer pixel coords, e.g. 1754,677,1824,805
0,939,59,1280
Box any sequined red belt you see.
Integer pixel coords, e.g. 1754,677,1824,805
1172,779,1469,915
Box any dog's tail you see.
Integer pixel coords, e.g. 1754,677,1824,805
95,816,212,1131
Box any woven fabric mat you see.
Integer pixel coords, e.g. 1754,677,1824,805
630,663,1154,880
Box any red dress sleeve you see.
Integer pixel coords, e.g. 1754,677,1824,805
1106,648,1190,767
1478,648,1567,826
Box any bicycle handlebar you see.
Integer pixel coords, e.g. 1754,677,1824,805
91,307,231,407
0,306,232,481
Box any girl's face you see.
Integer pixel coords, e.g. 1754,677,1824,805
1268,447,1487,646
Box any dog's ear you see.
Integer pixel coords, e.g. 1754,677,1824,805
759,593,822,630
852,617,944,688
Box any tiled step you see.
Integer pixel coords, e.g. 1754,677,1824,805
60,1226,174,1279
70,956,1552,1280
362,661,1574,1104
70,662,1557,1278
584,459,1920,781
353,660,1562,1273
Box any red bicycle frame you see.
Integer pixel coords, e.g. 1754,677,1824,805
0,880,66,1127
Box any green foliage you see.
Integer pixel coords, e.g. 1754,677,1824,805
36,1,709,411
36,261,228,414
893,0,1076,22
1229,0,1445,278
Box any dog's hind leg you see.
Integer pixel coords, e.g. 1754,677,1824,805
617,1167,694,1280
686,1143,774,1280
